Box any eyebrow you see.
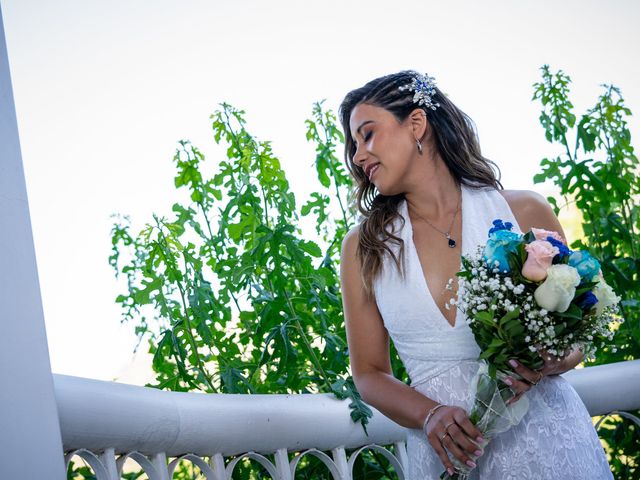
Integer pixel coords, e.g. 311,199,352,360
353,120,375,139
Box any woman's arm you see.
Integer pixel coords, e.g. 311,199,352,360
340,227,435,428
340,228,484,473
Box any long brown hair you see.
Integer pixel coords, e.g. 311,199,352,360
339,70,503,297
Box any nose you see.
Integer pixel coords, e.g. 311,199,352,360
353,143,367,167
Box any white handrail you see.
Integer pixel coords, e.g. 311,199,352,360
55,375,405,457
55,360,640,457
563,359,640,416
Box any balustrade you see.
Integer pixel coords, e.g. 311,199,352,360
57,360,640,479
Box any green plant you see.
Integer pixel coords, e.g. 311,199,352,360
532,64,639,478
109,101,406,478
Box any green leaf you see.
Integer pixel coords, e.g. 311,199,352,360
299,240,322,258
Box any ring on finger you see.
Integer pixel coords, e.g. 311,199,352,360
531,371,543,386
439,430,449,442
444,421,455,432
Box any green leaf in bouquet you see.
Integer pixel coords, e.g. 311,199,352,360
554,303,583,321
495,351,510,366
522,231,536,244
479,349,495,361
506,248,524,274
498,308,521,328
456,270,473,280
503,318,526,339
554,322,567,336
475,311,496,328
574,281,598,298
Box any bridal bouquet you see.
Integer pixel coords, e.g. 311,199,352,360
441,219,622,480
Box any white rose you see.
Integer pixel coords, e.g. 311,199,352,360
593,276,621,315
533,264,581,313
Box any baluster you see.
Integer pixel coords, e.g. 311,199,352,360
151,452,171,480
210,453,228,480
394,441,408,474
274,448,293,480
331,447,350,480
100,448,119,480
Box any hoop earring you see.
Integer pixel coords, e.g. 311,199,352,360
416,139,423,154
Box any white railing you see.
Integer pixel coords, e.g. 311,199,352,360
56,360,640,479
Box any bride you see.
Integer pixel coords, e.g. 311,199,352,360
338,71,612,479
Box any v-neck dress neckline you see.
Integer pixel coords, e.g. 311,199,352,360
403,187,466,330
372,183,523,387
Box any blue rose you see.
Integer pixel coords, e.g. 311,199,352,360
568,250,601,281
576,290,599,311
546,236,572,261
488,219,514,235
483,229,522,273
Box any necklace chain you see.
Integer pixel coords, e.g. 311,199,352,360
410,191,461,247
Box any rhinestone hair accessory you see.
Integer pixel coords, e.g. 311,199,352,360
398,73,440,111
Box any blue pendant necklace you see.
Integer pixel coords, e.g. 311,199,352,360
411,193,461,248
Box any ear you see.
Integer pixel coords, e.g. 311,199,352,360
408,108,428,141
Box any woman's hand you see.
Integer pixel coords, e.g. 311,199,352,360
504,350,581,404
424,405,485,475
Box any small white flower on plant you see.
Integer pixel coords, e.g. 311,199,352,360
534,265,581,313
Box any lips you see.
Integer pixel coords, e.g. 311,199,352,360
364,162,381,180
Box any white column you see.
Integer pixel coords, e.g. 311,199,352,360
0,5,66,478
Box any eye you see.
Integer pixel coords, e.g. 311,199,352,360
353,129,373,150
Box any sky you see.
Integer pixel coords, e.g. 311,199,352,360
2,0,639,383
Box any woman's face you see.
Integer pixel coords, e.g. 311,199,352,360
349,103,418,196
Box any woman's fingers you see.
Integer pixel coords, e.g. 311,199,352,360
506,391,524,405
503,376,531,395
441,433,477,470
425,406,484,473
427,429,456,476
508,359,543,385
447,423,484,457
452,409,485,445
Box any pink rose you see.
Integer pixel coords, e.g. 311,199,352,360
521,240,560,282
531,227,565,244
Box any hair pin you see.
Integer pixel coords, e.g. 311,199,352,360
399,73,440,111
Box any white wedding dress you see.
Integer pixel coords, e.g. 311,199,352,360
373,185,613,479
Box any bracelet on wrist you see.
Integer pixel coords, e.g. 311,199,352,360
422,403,446,432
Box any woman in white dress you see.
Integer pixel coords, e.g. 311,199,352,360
338,71,612,479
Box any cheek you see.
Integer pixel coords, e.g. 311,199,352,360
376,129,412,157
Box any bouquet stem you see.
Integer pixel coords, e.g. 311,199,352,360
439,362,529,479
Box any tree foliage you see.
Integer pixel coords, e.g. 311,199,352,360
532,65,639,478
109,100,378,422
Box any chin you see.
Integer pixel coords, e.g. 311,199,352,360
375,184,402,197
378,188,402,197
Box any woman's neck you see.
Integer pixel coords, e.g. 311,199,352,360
404,157,461,221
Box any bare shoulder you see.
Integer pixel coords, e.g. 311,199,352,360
498,189,566,238
341,224,361,261
340,224,364,284
498,189,549,216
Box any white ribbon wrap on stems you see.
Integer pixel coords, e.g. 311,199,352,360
442,361,532,480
